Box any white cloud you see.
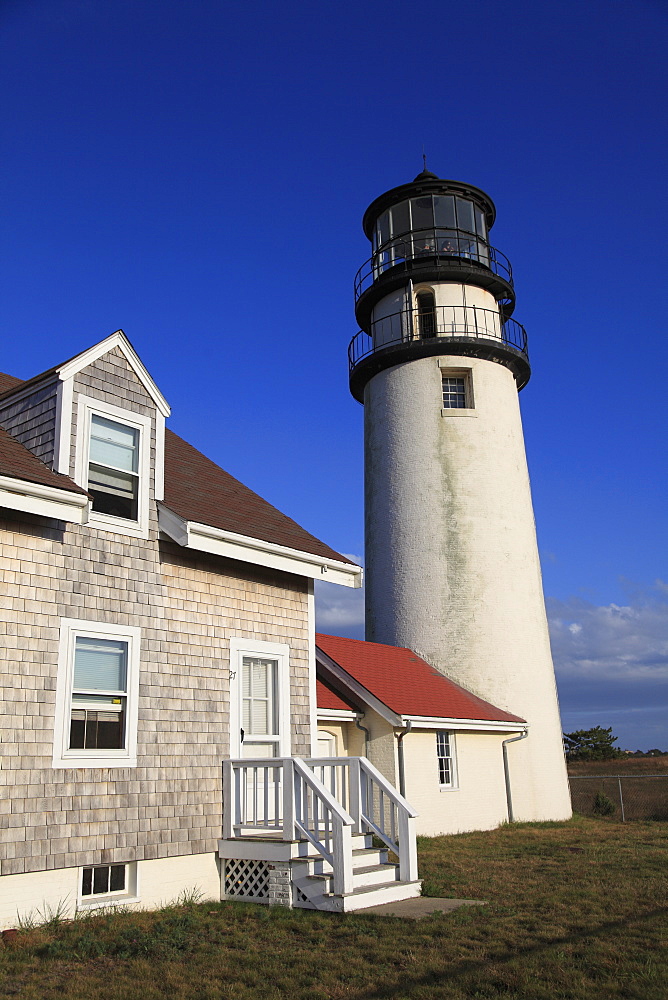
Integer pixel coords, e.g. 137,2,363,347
315,553,365,639
547,586,668,684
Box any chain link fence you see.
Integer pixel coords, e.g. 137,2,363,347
568,775,668,821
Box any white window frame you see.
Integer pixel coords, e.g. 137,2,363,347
437,730,458,790
53,618,141,769
75,394,152,539
437,363,476,416
77,861,139,910
229,638,291,758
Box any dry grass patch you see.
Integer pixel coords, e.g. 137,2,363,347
0,817,665,999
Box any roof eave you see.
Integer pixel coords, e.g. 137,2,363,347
158,503,363,587
0,474,89,524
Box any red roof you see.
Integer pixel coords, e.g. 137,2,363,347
316,633,525,724
316,677,359,712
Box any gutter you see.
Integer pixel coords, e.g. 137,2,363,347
502,728,529,822
355,714,370,756
395,719,413,797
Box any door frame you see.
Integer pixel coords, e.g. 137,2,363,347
228,638,291,759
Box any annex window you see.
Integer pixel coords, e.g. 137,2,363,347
437,731,456,788
442,376,467,409
53,619,141,769
75,395,152,539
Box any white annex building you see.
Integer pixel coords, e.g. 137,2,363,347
0,170,570,926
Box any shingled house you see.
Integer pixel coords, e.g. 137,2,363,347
0,329,530,923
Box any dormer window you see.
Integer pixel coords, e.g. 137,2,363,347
88,415,139,519
75,395,152,539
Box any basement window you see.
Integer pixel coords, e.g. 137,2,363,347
79,862,138,907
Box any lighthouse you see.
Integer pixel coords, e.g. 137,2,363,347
349,169,571,821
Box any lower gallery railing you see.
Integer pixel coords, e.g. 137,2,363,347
222,756,418,891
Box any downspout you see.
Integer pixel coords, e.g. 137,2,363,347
502,728,529,822
395,720,413,797
354,714,370,756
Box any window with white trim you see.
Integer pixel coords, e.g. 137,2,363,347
79,862,138,907
75,395,152,539
88,415,139,520
439,367,474,412
53,619,141,768
437,731,457,788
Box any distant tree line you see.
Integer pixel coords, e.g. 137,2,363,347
563,726,668,760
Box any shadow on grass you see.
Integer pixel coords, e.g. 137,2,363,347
353,905,668,999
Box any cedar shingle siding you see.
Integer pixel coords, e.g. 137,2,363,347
0,345,315,877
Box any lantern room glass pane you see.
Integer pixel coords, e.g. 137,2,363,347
410,196,433,230
455,198,475,234
433,196,456,228
390,200,410,237
377,210,390,248
475,207,487,238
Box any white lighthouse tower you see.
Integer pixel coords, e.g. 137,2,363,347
349,169,571,821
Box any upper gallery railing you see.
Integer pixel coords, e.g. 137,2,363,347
354,228,513,301
348,304,528,372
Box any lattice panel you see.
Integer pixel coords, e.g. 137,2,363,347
293,885,317,909
224,859,269,900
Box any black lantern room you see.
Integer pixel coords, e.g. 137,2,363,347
349,170,530,402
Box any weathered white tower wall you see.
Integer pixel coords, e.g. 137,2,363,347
351,170,571,823
364,347,571,820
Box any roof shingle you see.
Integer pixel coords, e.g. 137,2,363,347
316,633,525,724
163,430,353,564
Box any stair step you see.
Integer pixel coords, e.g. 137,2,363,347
352,864,399,888
336,880,422,912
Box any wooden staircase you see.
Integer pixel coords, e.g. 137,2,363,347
219,756,421,911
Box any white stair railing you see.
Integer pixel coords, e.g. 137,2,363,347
223,758,355,895
306,756,419,883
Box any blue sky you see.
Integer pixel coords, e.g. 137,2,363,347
1,0,666,750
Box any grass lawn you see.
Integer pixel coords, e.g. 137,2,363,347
0,816,665,999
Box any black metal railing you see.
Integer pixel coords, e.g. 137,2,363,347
348,305,528,372
354,228,513,302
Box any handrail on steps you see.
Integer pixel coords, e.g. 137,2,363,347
222,757,355,895
306,755,418,883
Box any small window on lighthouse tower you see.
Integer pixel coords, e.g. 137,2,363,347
442,376,467,409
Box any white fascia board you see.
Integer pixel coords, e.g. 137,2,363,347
315,650,402,727
0,475,89,524
157,503,362,588
401,715,529,733
316,708,359,722
57,331,171,417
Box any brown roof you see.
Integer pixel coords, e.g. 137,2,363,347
0,425,88,495
163,430,353,563
0,373,25,395
316,633,526,724
0,369,353,565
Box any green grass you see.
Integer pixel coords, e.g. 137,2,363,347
0,816,666,999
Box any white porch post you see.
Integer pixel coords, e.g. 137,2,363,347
282,757,295,840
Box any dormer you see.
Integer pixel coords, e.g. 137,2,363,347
0,331,170,538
